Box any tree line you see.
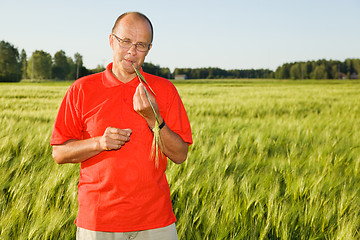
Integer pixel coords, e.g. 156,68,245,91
139,60,359,80
173,67,274,79
0,40,104,82
0,40,359,82
275,59,360,80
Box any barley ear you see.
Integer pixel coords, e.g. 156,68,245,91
132,63,164,168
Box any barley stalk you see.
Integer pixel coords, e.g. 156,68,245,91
132,63,156,96
132,63,163,168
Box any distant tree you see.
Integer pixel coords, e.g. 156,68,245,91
143,62,171,79
74,52,83,79
275,59,360,80
173,67,274,79
330,65,339,79
345,59,353,78
142,62,159,75
52,50,70,80
27,50,52,80
66,57,76,80
159,67,171,79
0,40,21,82
92,64,106,73
311,64,328,79
87,64,106,75
290,63,301,79
275,64,290,79
352,59,360,79
298,62,308,79
19,49,27,79
304,62,313,79
198,68,208,79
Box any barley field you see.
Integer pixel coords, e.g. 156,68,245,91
0,79,359,239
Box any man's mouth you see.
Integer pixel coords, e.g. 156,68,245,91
125,58,134,64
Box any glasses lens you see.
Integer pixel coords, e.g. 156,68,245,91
119,40,132,49
136,44,149,52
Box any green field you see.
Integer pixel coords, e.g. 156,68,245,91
1,79,360,239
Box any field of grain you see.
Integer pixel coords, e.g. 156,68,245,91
0,79,359,239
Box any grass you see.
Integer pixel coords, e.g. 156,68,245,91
0,79,360,239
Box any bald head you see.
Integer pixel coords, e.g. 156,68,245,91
112,12,154,43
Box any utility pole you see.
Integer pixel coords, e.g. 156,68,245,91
31,57,34,80
76,60,79,79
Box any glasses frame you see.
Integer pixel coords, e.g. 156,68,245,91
112,33,150,52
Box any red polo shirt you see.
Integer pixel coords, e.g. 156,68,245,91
51,63,192,232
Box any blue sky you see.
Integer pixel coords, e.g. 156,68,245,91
1,0,359,71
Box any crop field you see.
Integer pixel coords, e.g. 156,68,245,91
0,79,360,239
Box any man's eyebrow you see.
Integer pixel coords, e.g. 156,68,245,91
119,36,148,44
122,37,146,43
121,37,131,41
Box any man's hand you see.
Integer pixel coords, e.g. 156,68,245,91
133,83,161,128
132,82,189,164
100,127,132,151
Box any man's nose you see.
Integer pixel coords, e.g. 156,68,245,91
127,44,137,55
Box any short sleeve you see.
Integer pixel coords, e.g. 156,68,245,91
50,85,83,145
165,88,193,145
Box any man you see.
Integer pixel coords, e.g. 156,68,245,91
51,12,192,240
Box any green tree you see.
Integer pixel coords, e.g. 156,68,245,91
352,59,360,79
275,64,290,79
299,62,308,79
159,67,171,79
52,50,70,80
66,57,76,80
91,64,106,73
142,62,159,75
19,49,27,79
304,62,313,79
330,65,339,79
290,63,301,79
27,50,52,80
311,64,328,79
345,58,353,77
74,52,83,79
143,62,171,79
0,40,21,82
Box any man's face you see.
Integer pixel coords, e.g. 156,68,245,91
110,15,152,76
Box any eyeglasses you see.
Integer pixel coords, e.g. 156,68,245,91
112,34,150,52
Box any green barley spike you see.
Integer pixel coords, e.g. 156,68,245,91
132,63,163,168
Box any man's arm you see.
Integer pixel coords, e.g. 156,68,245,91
154,118,189,164
52,127,132,164
133,83,189,164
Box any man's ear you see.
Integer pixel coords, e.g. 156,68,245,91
145,43,152,56
109,34,114,50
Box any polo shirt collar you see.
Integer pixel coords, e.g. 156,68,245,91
103,62,143,88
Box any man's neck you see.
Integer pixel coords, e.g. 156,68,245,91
111,66,137,83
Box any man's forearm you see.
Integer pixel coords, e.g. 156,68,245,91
52,137,102,164
133,83,189,163
52,127,132,164
158,124,189,164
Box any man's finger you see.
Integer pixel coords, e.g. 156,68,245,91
137,83,150,106
102,128,132,151
106,127,132,136
139,83,155,102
